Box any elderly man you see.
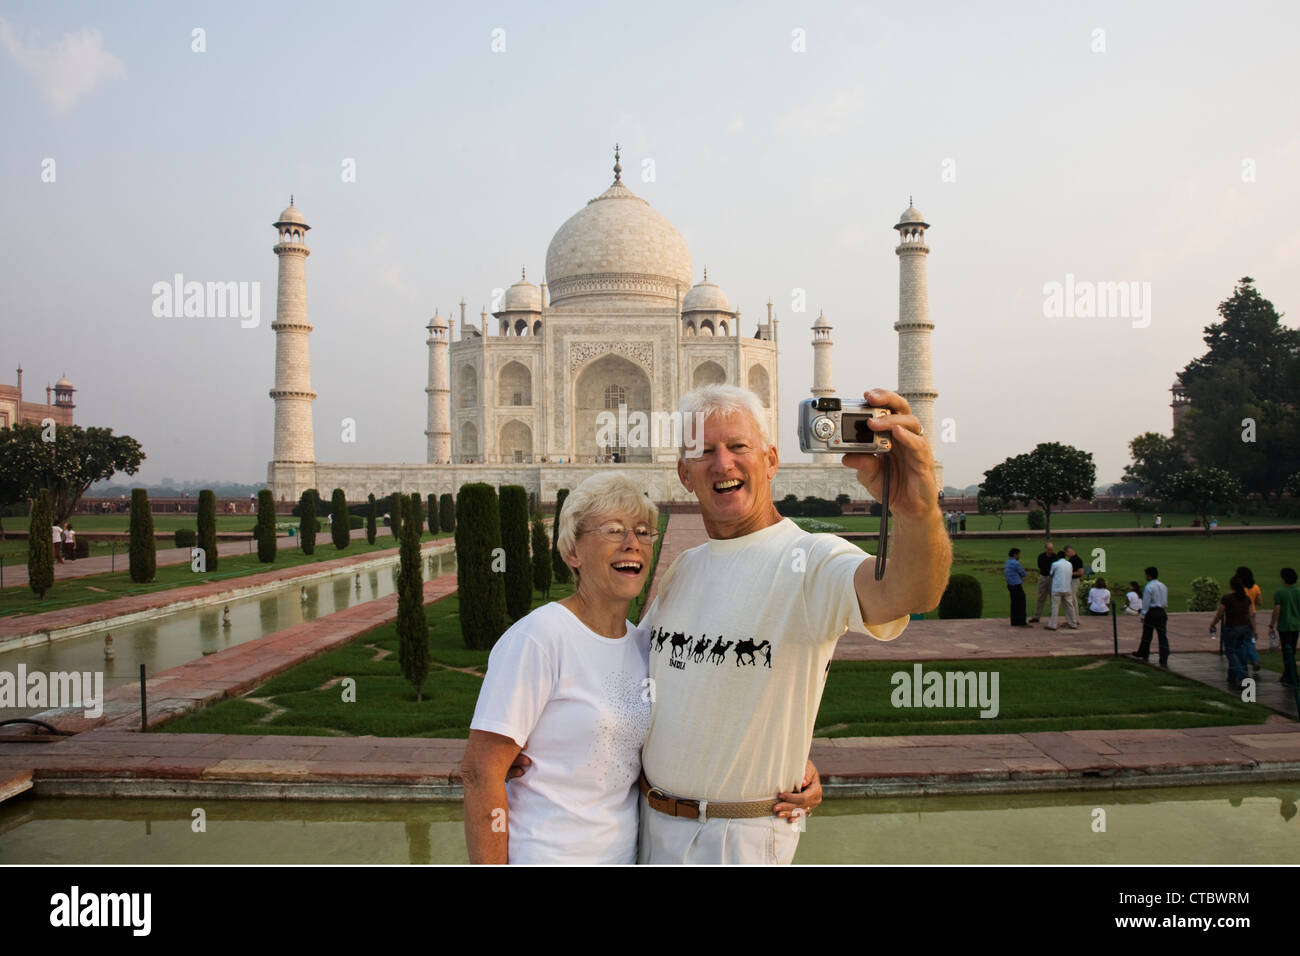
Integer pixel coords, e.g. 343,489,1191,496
637,384,951,864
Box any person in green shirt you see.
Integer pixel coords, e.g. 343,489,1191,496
1268,567,1300,687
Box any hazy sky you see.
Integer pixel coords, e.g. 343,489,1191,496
5,0,1298,489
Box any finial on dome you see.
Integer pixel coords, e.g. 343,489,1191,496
613,143,622,182
703,266,708,281
521,266,526,280
908,195,912,207
290,194,295,206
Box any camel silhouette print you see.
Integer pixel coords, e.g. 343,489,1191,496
733,638,771,666
707,637,733,665
761,643,772,668
651,628,668,653
690,635,710,663
669,632,690,659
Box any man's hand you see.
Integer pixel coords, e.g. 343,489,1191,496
506,752,532,780
841,388,939,521
774,759,822,819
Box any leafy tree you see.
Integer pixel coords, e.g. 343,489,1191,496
1123,432,1187,497
197,489,218,571
298,489,319,555
531,515,552,597
1161,467,1242,532
976,491,1008,530
500,485,532,620
1177,278,1300,498
980,443,1096,538
366,493,377,545
455,483,507,649
255,489,276,563
0,423,144,530
396,495,430,701
1119,496,1157,526
27,488,54,598
439,493,455,533
128,488,156,582
551,488,571,585
331,489,350,549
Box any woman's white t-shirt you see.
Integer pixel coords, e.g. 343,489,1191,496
1088,588,1111,613
469,601,652,864
1124,590,1142,614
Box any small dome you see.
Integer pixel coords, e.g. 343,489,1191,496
55,375,74,388
501,269,542,312
812,310,831,329
898,204,926,224
275,199,308,226
681,273,733,313
427,311,448,329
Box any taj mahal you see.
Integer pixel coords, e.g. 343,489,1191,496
266,149,940,504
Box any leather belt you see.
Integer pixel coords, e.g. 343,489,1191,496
639,772,775,820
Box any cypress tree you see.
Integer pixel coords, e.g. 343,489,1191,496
388,491,402,543
366,493,377,545
408,492,424,538
298,489,318,555
27,488,54,599
427,494,438,535
129,488,156,582
331,488,350,549
396,495,430,702
531,515,551,598
198,489,218,572
500,485,532,620
455,483,507,649
551,488,571,584
256,489,277,563
439,493,455,533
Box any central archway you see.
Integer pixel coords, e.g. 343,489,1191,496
572,353,653,462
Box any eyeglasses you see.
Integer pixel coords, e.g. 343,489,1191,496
577,521,659,544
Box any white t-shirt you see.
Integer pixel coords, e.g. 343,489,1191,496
1088,588,1110,613
469,601,652,865
52,526,63,544
1050,557,1073,593
640,517,908,803
1125,590,1142,613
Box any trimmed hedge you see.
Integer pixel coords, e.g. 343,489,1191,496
129,488,156,582
299,489,320,555
198,489,218,572
366,493,377,545
938,573,983,619
1027,508,1046,531
439,493,455,533
500,485,532,620
1187,576,1222,612
531,516,551,596
174,528,197,549
27,488,54,598
396,495,430,701
455,483,507,649
331,489,350,549
256,489,276,563
551,488,571,585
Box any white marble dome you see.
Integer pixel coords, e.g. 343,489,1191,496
502,270,541,312
898,203,927,225
682,274,733,314
275,202,308,226
545,179,693,308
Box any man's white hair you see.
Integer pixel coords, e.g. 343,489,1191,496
677,384,772,455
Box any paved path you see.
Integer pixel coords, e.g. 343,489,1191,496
1,526,394,590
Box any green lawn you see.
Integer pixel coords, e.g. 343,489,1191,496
793,512,1296,534
0,532,448,618
166,586,1279,739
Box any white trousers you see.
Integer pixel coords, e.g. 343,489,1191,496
636,792,803,864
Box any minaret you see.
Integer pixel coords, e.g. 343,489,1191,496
268,197,316,497
894,199,941,486
811,310,834,399
425,308,451,463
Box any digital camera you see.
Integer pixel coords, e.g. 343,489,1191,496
797,397,893,454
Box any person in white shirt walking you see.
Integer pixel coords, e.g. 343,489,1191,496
1128,566,1170,667
1044,552,1078,629
52,522,65,564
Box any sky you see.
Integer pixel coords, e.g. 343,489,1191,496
4,0,1298,490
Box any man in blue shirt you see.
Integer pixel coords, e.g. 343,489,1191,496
1128,565,1170,667
1004,547,1029,627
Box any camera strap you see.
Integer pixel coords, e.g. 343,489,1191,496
874,458,889,580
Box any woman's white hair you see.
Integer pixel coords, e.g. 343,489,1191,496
677,384,772,454
556,471,659,583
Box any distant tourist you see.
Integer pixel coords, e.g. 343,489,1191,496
52,522,64,564
1153,513,1163,528
1123,581,1143,615
1128,567,1170,667
958,510,966,532
1044,550,1078,630
1028,540,1056,623
1236,566,1263,674
1088,577,1111,615
1004,547,1029,627
1209,575,1255,689
64,523,76,561
1268,568,1299,687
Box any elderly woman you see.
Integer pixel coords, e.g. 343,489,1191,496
462,472,818,864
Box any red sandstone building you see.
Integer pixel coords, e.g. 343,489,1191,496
0,367,76,429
